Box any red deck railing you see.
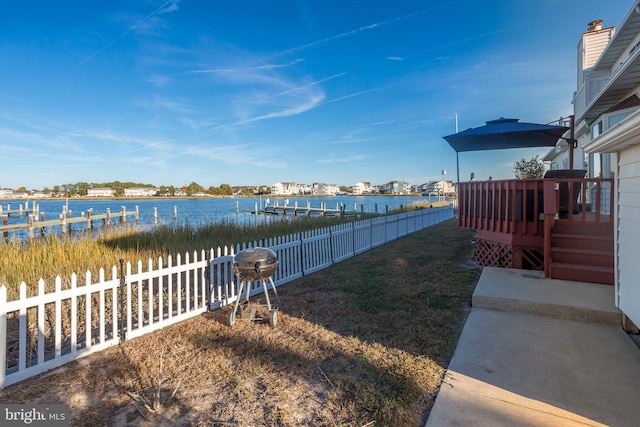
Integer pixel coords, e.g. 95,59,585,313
458,179,543,235
458,177,614,231
458,177,614,272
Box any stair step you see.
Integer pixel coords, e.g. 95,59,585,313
551,233,613,241
553,221,612,235
551,247,614,267
551,233,614,251
550,262,614,285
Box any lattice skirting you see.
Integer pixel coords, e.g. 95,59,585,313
474,238,513,268
474,238,543,271
520,247,544,271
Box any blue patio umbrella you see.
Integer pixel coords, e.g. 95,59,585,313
443,117,571,182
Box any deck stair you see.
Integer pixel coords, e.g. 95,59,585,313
549,221,614,285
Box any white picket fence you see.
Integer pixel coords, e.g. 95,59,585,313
0,206,454,388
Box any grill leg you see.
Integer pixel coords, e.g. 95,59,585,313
261,279,272,311
227,280,247,327
268,277,282,308
232,280,246,314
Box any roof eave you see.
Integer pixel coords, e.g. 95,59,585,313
584,109,640,153
578,50,640,124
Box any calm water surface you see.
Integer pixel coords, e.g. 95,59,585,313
4,195,435,238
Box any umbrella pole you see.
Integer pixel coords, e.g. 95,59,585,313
569,115,575,170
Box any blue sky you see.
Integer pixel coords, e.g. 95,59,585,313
0,1,633,190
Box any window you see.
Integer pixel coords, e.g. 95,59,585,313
591,121,603,138
590,153,602,178
609,110,634,128
608,152,616,178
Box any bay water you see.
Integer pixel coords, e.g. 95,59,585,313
3,195,436,239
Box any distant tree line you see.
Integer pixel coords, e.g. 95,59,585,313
22,181,273,197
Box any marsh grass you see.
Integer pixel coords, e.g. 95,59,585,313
0,215,370,300
0,200,440,299
0,218,479,426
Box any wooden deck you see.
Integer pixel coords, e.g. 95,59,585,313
457,176,615,285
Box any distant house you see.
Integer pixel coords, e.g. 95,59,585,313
312,182,339,195
124,187,158,197
271,182,300,195
352,182,372,194
86,188,115,197
426,180,455,195
413,183,429,194
380,181,410,194
298,183,313,194
27,192,49,199
573,11,640,329
0,188,14,199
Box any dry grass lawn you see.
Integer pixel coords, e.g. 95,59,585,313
0,219,480,426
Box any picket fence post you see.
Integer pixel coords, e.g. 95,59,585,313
0,285,6,387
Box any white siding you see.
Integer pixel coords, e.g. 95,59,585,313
583,30,613,69
617,144,640,327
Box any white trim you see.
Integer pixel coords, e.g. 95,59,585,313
584,109,640,153
614,151,620,309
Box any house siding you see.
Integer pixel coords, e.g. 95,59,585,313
583,34,612,67
617,144,640,326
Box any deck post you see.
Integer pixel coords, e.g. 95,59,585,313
543,179,557,277
0,286,6,387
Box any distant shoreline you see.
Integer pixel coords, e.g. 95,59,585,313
1,193,429,202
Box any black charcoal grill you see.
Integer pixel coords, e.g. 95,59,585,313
227,247,282,327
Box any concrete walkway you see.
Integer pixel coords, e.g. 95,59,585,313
426,267,640,427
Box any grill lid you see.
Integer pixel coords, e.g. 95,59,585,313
233,247,278,281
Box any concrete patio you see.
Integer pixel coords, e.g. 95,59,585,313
426,267,640,427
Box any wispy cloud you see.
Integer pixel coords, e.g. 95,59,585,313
192,62,341,130
326,136,383,145
147,74,171,87
135,95,193,115
271,5,456,58
268,72,346,99
190,59,304,75
407,26,516,58
317,154,367,163
84,0,181,63
183,144,288,168
214,92,325,130
355,119,401,128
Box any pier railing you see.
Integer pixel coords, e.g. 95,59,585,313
0,205,454,388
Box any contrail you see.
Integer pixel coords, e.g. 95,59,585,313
188,59,305,74
407,27,514,58
269,72,347,98
271,1,466,58
83,0,179,63
324,88,380,104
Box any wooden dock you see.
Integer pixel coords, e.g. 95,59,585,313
0,201,39,217
244,200,364,218
1,206,139,241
